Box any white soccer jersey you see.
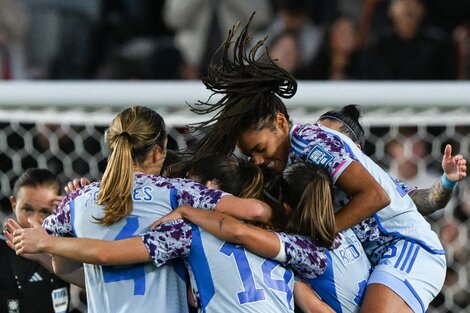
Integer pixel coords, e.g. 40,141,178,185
279,229,371,313
142,220,295,313
43,173,226,313
288,123,444,255
392,177,418,194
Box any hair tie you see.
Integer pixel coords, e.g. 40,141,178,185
120,131,132,140
319,114,360,144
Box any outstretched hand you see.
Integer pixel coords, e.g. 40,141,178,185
442,144,467,182
64,177,91,194
3,218,22,251
4,219,48,262
5,218,49,255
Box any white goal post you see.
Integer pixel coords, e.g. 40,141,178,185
1,81,470,126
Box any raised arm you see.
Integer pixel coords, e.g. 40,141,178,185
410,180,454,216
334,162,391,232
410,144,466,216
4,224,86,287
155,206,329,280
155,205,280,259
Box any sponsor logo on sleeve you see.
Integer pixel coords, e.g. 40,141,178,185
307,146,333,167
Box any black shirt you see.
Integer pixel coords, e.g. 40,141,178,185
0,236,70,313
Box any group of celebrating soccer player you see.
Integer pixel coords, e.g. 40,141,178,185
3,15,467,313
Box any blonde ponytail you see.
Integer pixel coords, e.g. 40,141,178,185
282,162,336,248
96,135,134,226
95,106,167,226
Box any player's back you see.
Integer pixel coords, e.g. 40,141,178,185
304,229,370,313
72,175,188,313
186,225,295,313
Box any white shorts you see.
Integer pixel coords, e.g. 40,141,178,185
367,239,446,313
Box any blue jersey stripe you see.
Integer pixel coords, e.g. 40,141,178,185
394,240,409,269
373,214,445,255
291,137,307,151
307,252,343,313
290,144,304,157
170,188,178,210
406,246,420,274
188,225,215,311
290,138,306,155
292,133,309,145
404,280,425,313
400,242,416,271
69,200,77,237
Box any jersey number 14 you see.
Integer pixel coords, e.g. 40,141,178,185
220,242,293,308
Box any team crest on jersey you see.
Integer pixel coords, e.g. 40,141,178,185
307,146,333,167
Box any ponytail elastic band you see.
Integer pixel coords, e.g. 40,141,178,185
441,174,458,190
320,114,360,144
120,131,131,139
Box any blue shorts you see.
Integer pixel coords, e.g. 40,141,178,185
367,239,446,313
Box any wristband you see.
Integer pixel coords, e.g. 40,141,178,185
441,174,458,190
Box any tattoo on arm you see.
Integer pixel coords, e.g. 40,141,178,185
410,179,453,216
219,217,224,231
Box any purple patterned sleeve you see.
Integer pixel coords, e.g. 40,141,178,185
140,219,192,267
42,192,76,236
43,182,100,236
289,124,354,183
169,177,229,210
277,232,328,279
351,217,382,244
352,217,398,265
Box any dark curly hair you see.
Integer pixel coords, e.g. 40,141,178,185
188,13,297,159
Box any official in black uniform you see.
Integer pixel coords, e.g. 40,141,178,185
1,168,70,313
